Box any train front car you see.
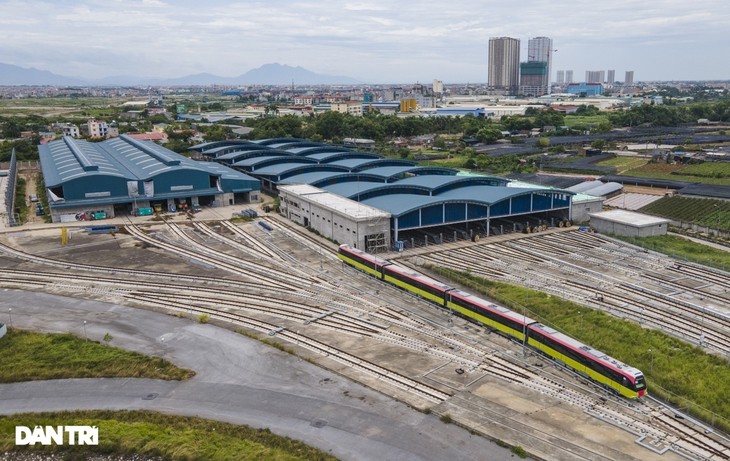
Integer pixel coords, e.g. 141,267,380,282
447,290,537,342
528,323,646,399
382,262,453,306
338,244,389,279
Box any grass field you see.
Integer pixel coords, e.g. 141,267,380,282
425,265,730,433
0,410,338,461
596,156,649,174
0,329,194,383
622,162,730,185
611,234,730,271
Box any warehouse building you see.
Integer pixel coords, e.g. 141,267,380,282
194,138,575,250
39,135,260,223
279,184,391,251
588,210,669,237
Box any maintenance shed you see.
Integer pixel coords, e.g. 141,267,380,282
39,135,260,222
279,184,391,252
588,209,670,237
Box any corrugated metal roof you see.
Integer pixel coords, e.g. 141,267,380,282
358,185,563,217
279,170,355,185
325,158,413,169
40,136,258,187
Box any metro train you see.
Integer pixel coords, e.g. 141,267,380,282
338,244,646,399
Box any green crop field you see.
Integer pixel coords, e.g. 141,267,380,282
640,196,730,231
622,162,730,185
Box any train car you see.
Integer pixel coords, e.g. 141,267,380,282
382,262,453,306
447,290,536,341
338,244,390,279
338,245,646,398
527,323,646,398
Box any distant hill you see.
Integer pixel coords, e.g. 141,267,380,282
235,63,360,85
0,63,83,85
0,62,360,86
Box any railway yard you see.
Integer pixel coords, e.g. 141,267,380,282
1,215,729,461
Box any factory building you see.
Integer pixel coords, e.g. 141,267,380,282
38,135,260,223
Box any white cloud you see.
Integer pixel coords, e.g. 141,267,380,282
0,0,728,81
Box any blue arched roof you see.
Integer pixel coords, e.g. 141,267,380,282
190,140,254,153
250,137,306,146
305,151,377,162
359,186,573,218
233,156,316,172
326,158,415,170
254,163,350,179
217,149,290,163
295,146,355,156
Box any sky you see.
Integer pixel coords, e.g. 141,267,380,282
0,0,728,84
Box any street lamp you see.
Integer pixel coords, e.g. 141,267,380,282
83,320,87,342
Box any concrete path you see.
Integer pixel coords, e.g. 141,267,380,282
0,289,515,461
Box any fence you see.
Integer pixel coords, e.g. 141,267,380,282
4,149,18,227
669,219,730,240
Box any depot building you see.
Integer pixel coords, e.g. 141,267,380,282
38,135,260,222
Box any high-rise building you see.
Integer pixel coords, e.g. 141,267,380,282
432,79,444,95
586,70,605,83
520,61,549,96
565,70,574,83
488,36,520,95
607,69,615,84
527,36,553,94
625,71,634,85
557,70,565,85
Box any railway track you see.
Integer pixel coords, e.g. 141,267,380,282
3,221,730,459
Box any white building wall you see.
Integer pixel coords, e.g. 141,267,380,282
279,188,390,249
589,217,668,237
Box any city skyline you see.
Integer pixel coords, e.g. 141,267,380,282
0,0,728,83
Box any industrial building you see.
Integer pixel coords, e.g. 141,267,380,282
38,135,260,223
588,210,669,237
194,138,575,251
279,184,391,251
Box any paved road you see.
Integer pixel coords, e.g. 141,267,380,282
0,289,515,461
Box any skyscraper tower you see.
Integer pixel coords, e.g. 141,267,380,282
625,70,634,85
488,37,520,95
527,36,553,94
607,69,615,84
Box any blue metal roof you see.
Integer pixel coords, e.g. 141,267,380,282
296,146,355,156
358,186,572,217
251,137,306,146
278,170,355,185
40,137,129,186
321,181,389,198
355,166,418,180
254,163,349,178
217,149,290,162
233,156,315,169
305,151,376,162
326,158,414,170
39,136,260,206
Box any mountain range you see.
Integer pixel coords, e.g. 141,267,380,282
0,62,361,86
